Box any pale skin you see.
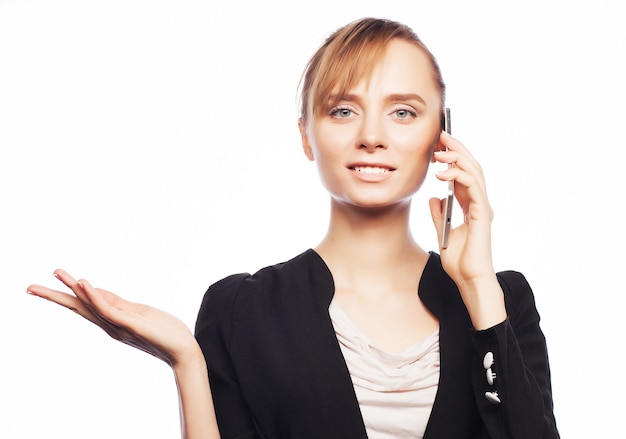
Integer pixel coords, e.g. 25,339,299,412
27,271,221,439
300,39,506,350
27,38,506,436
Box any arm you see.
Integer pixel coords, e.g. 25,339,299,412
27,270,220,439
470,272,559,438
429,131,507,330
430,132,559,437
194,274,263,439
173,347,221,439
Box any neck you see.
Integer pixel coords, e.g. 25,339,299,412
315,199,429,290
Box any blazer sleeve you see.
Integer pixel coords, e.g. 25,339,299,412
194,273,263,439
470,271,560,439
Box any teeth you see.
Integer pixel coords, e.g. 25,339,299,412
354,166,390,174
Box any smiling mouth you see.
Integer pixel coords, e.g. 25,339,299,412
350,166,395,174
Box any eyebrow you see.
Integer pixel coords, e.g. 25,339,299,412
328,93,427,106
386,93,426,106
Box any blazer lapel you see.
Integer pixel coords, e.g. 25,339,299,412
419,253,479,438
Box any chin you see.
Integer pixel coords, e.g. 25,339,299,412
340,196,413,212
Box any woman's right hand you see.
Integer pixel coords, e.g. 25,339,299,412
27,269,200,368
29,271,222,438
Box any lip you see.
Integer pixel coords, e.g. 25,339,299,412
347,162,396,182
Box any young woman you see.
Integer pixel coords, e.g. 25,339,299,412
28,17,559,439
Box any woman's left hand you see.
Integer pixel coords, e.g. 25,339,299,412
429,131,507,329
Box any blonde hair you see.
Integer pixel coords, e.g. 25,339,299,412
299,17,446,123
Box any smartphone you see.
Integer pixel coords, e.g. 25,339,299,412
441,107,453,249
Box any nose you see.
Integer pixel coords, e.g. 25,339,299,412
357,113,387,152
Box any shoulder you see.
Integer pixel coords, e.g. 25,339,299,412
209,249,317,292
194,249,332,332
496,270,532,293
496,270,542,329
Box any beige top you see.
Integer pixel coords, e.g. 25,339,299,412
329,299,440,439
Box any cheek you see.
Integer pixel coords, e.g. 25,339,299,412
310,123,352,164
398,128,438,159
309,134,342,182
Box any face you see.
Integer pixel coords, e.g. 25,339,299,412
300,39,443,211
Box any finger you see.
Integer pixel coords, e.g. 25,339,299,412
436,131,483,170
436,133,487,192
433,149,481,174
53,269,94,309
436,174,493,230
27,283,121,336
433,151,486,191
27,284,85,312
439,131,474,156
436,166,488,204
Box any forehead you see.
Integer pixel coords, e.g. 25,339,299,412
311,38,441,117
340,39,440,102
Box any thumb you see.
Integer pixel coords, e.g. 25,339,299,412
429,197,444,245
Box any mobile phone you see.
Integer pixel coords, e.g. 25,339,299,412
441,107,453,249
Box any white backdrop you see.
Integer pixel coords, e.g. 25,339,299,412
1,1,624,438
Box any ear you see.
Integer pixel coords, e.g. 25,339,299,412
430,132,444,163
298,119,315,161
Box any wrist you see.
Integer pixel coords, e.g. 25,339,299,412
457,274,507,330
171,341,205,373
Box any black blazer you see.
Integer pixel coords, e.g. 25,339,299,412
195,249,559,438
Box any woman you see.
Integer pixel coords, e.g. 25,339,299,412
28,17,559,438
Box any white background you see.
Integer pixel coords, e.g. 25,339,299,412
1,0,624,437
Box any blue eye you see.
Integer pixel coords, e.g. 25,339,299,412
393,108,417,119
330,106,355,118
